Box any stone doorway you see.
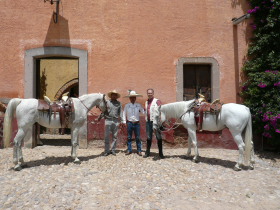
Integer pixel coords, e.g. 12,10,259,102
24,47,88,148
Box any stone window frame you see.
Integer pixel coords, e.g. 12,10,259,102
176,57,220,101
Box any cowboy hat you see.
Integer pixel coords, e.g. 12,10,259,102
107,89,121,99
124,90,143,98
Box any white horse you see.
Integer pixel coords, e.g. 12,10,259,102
3,93,107,171
153,100,255,171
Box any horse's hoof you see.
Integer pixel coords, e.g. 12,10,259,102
248,164,254,170
14,165,22,171
192,158,199,163
233,165,241,171
74,159,81,164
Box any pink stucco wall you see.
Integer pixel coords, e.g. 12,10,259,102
0,1,253,148
0,0,252,104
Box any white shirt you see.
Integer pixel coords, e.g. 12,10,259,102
123,102,145,123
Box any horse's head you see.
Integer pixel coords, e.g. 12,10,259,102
96,94,108,113
153,105,166,131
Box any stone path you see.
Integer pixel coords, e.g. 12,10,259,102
0,144,279,210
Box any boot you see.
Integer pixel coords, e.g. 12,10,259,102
143,139,152,158
158,140,164,159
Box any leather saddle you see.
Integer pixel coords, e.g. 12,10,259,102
38,98,74,128
0,102,6,113
193,99,223,131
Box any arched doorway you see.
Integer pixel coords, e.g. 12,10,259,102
54,78,79,100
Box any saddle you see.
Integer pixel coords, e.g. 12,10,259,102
0,101,6,113
38,97,74,128
193,98,223,131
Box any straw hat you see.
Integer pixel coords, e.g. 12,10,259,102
107,89,121,99
124,90,143,98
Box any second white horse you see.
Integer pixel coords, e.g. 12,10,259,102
153,100,255,171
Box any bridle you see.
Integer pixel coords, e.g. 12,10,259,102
155,109,182,132
98,94,108,110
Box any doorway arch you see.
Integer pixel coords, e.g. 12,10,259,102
54,78,79,100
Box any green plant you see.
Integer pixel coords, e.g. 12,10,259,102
242,0,280,147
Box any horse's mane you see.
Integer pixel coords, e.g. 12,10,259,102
161,99,195,119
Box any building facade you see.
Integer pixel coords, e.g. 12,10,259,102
0,0,252,148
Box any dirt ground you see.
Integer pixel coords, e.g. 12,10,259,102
0,141,280,210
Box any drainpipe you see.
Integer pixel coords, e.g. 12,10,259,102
232,13,251,25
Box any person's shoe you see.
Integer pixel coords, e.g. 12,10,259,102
111,151,116,156
137,152,143,156
104,152,110,156
143,153,149,158
159,154,165,159
125,151,132,155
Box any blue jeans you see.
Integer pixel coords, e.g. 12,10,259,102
127,122,142,152
146,120,162,141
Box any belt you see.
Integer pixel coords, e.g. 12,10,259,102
127,121,139,124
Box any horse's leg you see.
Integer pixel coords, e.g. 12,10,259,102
231,131,245,171
187,128,199,162
71,126,81,164
249,141,255,170
13,128,27,171
186,136,192,157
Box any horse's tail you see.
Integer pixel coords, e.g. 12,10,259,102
244,108,253,165
3,98,22,148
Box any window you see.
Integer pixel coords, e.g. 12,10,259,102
183,64,211,102
176,57,219,102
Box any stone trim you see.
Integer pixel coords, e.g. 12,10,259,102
176,57,220,101
25,47,87,98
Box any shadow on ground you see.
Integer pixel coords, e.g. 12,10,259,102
41,139,71,146
157,153,236,169
19,154,102,170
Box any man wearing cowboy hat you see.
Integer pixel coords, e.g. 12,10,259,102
103,90,124,156
122,90,145,156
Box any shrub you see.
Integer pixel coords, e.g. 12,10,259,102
242,0,280,147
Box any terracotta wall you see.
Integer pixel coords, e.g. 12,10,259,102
0,1,253,148
0,0,252,105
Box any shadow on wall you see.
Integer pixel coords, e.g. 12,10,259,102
40,68,47,100
231,0,253,103
43,14,71,55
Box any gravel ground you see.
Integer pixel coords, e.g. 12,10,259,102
0,142,279,210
